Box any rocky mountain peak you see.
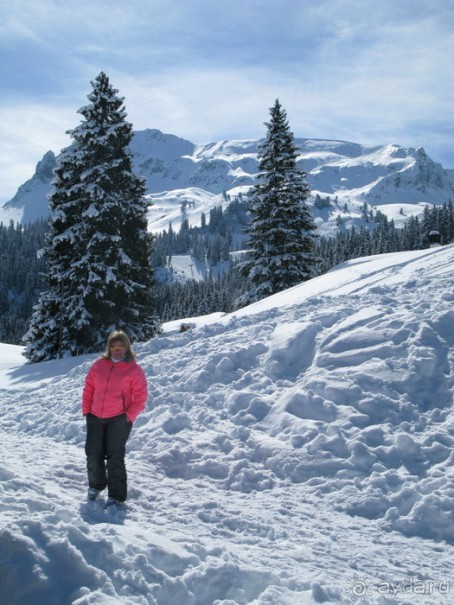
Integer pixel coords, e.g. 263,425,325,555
1,130,452,235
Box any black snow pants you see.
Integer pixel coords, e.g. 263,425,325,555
85,413,133,502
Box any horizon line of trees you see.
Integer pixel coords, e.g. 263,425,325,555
315,201,454,274
1,200,452,345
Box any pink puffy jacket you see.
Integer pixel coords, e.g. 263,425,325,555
82,357,148,422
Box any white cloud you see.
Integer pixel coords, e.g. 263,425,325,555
0,103,74,202
1,0,453,202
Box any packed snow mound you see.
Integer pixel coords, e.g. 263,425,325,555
1,245,453,604
145,246,454,542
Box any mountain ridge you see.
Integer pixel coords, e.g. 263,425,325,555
1,128,453,235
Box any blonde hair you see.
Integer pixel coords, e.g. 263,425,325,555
102,330,136,360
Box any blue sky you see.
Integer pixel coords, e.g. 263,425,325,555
1,0,453,203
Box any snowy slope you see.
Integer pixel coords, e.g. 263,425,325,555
1,129,452,237
1,245,453,604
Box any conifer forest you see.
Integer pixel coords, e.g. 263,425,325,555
1,200,453,346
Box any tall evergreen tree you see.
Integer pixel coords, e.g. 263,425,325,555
24,72,160,362
237,100,317,306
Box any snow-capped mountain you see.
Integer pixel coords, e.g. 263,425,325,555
1,128,453,235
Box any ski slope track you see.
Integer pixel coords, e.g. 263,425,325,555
1,245,453,604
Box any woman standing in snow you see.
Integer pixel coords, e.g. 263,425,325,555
82,330,148,507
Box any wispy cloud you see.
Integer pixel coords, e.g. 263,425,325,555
1,0,453,202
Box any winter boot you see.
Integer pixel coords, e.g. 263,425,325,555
87,487,100,501
105,496,124,509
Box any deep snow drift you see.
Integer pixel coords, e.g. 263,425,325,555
1,245,453,604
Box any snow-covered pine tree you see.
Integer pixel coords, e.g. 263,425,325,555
236,99,317,306
23,72,160,362
23,139,87,361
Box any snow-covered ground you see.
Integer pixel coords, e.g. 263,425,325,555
1,245,453,604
